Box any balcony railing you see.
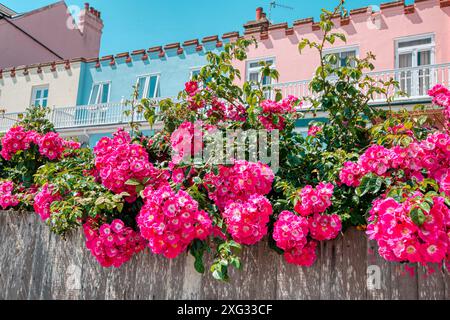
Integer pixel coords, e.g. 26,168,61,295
270,62,450,105
1,63,449,133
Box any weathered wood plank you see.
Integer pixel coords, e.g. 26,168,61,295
276,242,322,300
319,234,344,299
341,228,368,299
444,266,450,300
49,231,85,299
4,213,37,300
201,239,278,300
389,262,419,300
366,239,391,300
417,264,446,300
27,216,53,299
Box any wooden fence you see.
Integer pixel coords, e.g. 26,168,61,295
0,211,449,300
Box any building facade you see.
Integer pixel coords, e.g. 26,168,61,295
0,2,103,69
1,0,449,142
70,37,226,145
233,0,450,130
0,59,85,130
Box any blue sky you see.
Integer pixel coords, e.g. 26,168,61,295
3,0,414,56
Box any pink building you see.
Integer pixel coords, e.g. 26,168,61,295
231,0,450,101
0,1,103,69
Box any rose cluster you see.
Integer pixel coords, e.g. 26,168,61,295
170,121,216,165
294,182,334,216
83,218,146,268
428,84,450,126
0,180,19,210
33,184,61,221
258,95,299,131
222,194,273,245
308,213,342,241
0,126,37,160
206,98,247,123
339,132,450,195
94,129,164,202
204,160,274,210
184,81,206,111
0,125,76,161
273,208,342,266
204,160,275,245
136,184,212,258
366,194,449,266
308,125,322,137
37,132,65,160
339,161,364,187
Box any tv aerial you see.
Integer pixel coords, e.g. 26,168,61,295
268,1,294,23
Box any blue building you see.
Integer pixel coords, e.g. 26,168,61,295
52,34,235,146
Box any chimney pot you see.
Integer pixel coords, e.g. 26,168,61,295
84,3,89,10
256,7,263,20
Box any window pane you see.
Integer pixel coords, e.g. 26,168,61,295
89,84,100,104
191,70,200,79
42,99,48,107
43,89,49,98
340,51,356,67
249,72,259,82
101,83,110,103
399,53,412,68
137,77,146,99
148,76,159,98
35,90,41,99
249,62,260,69
398,37,431,48
262,75,272,86
418,50,431,66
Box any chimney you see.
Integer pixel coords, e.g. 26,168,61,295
79,3,104,57
256,7,263,20
244,7,270,34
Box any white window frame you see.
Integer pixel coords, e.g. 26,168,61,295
323,45,359,68
246,57,276,84
394,33,435,97
88,81,111,105
189,67,203,80
30,85,49,107
394,33,435,69
135,73,160,99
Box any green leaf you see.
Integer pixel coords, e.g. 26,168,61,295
125,179,141,186
410,207,426,226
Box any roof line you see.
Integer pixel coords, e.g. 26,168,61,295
0,12,64,60
9,1,65,19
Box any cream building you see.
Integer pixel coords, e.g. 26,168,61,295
0,59,84,132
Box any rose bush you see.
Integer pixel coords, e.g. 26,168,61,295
1,2,448,279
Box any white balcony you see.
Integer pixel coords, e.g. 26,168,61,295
270,62,450,106
1,63,449,133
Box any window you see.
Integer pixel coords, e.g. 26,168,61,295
136,75,160,99
395,34,435,96
190,68,201,79
89,82,110,105
31,85,49,107
247,58,275,99
324,47,358,68
246,58,275,86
